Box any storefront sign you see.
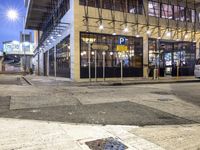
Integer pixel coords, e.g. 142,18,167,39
116,45,128,52
92,43,109,51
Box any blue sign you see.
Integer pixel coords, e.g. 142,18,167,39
118,37,127,45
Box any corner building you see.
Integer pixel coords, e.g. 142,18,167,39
25,0,200,81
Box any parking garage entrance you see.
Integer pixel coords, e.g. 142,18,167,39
148,39,196,77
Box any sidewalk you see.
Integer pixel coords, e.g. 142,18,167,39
1,118,199,150
23,75,200,86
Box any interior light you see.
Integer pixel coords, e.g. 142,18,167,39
146,30,151,35
136,34,140,38
99,24,104,30
166,31,171,37
123,27,129,33
112,32,117,36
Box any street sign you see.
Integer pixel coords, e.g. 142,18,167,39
118,37,127,45
117,37,128,52
116,45,128,52
92,43,109,51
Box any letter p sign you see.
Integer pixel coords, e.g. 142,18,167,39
118,37,126,45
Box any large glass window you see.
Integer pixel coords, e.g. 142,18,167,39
128,0,143,14
79,0,143,14
161,4,173,19
56,36,70,78
80,32,143,78
174,5,184,21
148,1,160,17
49,48,55,76
148,39,196,77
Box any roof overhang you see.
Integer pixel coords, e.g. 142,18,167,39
25,0,52,30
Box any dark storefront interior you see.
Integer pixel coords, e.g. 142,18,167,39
48,36,70,78
80,32,143,78
149,39,196,77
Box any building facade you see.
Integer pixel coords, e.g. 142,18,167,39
2,32,34,72
25,0,200,81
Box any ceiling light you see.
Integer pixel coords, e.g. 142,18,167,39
146,30,151,35
99,24,104,30
123,27,129,33
166,31,171,37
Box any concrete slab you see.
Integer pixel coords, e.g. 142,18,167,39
10,95,81,110
0,118,164,150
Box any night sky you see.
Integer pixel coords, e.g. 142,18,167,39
0,0,26,51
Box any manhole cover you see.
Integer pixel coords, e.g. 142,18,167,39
85,137,128,150
151,91,174,95
158,98,173,101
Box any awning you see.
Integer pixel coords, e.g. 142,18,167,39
25,0,52,30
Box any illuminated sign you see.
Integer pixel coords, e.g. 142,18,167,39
3,41,34,55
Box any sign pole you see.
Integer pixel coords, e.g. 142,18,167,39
95,50,97,82
121,59,123,83
103,51,105,82
88,42,91,82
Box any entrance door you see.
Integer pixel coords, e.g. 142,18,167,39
164,52,172,76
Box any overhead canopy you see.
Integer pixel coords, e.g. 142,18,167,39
25,0,53,30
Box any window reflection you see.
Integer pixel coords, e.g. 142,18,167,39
80,32,143,78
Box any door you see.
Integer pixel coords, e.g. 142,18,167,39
164,52,172,76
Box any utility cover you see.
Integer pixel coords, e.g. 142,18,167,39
85,137,128,150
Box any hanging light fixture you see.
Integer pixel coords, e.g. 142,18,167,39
166,30,171,37
123,26,129,33
147,30,151,35
99,24,104,30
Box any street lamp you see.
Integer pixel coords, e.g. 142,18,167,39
7,9,19,21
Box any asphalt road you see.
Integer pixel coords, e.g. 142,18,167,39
0,75,200,126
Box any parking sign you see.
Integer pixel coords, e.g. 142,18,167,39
118,37,126,45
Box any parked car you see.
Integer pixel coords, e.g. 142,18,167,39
194,58,200,78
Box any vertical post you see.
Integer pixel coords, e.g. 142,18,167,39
88,42,91,82
95,49,97,82
103,51,105,82
177,60,179,79
54,46,57,79
23,17,26,74
121,59,123,83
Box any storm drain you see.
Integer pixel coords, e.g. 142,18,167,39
85,137,128,150
158,98,173,101
151,91,174,95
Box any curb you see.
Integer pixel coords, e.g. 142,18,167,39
21,76,33,85
106,79,200,86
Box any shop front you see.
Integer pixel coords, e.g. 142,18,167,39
149,38,196,77
80,32,143,79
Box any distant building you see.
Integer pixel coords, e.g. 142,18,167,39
2,32,35,72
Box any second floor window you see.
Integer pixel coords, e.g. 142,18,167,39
161,4,173,19
148,1,160,17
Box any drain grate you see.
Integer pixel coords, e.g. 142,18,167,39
85,137,128,150
158,98,173,101
151,91,174,95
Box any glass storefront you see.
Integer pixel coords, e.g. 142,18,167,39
49,47,55,76
48,36,70,78
56,36,70,78
80,32,143,78
148,38,196,77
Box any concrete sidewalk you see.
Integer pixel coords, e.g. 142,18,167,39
1,118,199,150
23,75,200,86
